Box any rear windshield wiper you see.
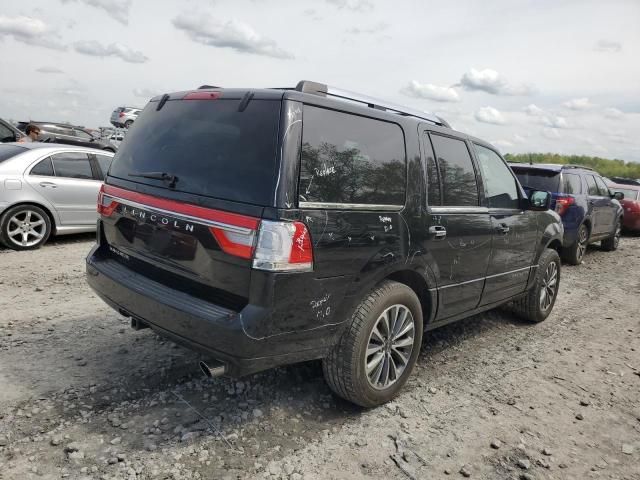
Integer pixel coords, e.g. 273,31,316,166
129,171,178,187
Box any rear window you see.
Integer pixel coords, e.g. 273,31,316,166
298,105,406,207
109,98,281,205
562,173,582,194
512,168,560,192
0,144,27,163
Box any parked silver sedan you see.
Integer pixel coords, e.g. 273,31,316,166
0,143,114,250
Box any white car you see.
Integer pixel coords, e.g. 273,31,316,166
0,143,114,250
110,107,142,128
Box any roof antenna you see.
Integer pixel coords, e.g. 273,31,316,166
238,91,254,112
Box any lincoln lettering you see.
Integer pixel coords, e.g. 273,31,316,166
121,205,195,232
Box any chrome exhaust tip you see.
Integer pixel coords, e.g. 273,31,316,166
199,360,227,378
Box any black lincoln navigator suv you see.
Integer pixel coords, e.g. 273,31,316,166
86,81,563,407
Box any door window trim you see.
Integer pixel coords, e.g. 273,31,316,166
426,131,484,208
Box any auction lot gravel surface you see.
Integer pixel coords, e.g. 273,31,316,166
1,235,639,480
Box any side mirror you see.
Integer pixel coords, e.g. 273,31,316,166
528,190,551,211
613,191,624,201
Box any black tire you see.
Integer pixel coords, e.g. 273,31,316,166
601,217,621,251
322,280,423,407
512,248,561,323
0,204,52,250
562,223,589,265
124,120,133,129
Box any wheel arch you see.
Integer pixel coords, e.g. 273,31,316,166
1,201,57,234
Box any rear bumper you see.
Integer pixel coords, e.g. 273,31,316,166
86,247,334,376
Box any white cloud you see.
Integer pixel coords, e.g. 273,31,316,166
603,107,623,119
172,14,294,59
133,88,161,98
460,68,535,96
74,40,148,63
60,0,131,25
400,80,459,103
594,39,622,53
346,22,389,34
36,66,64,74
542,128,561,139
0,15,66,50
563,97,594,110
524,104,544,116
491,139,514,148
542,115,568,129
475,106,506,125
325,0,374,12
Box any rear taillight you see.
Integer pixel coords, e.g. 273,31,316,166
555,196,575,216
118,112,125,118
252,220,313,272
97,185,118,217
209,227,256,260
183,91,222,100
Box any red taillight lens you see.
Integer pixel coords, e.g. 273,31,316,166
118,112,125,118
253,220,313,272
209,227,256,260
289,221,313,264
555,196,575,216
97,185,118,217
183,91,222,100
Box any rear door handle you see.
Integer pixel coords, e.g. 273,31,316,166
429,225,447,239
39,181,57,188
496,223,510,234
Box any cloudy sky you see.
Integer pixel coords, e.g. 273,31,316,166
1,0,639,161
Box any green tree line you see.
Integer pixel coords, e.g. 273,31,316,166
505,153,640,180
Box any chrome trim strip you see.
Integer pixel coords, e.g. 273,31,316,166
484,266,531,280
108,196,254,235
299,201,402,211
438,277,485,290
438,266,532,290
430,206,489,214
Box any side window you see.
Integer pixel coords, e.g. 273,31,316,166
594,176,610,197
50,152,93,179
423,133,441,206
585,175,599,196
95,154,113,180
74,129,93,140
562,173,582,194
0,123,15,141
299,105,406,207
430,134,479,207
30,157,55,176
474,144,519,209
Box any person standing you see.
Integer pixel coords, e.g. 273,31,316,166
19,124,41,142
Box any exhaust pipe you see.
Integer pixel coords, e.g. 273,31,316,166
199,360,227,378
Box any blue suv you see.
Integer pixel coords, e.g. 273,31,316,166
510,163,624,265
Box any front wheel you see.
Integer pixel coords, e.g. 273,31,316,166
322,280,423,407
511,248,561,323
601,218,621,251
0,205,52,250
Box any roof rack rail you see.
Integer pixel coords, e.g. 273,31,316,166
562,164,595,171
295,80,450,128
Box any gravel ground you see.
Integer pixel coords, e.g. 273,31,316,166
0,234,639,480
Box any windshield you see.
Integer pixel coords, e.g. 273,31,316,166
109,98,281,206
512,168,560,192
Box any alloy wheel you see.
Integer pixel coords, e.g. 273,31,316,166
539,261,559,312
365,304,415,390
6,210,46,248
613,223,621,249
576,225,588,262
